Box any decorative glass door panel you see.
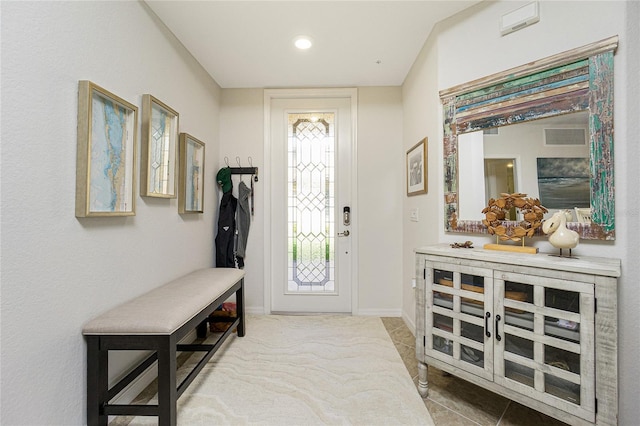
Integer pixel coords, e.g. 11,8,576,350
494,271,595,422
287,113,336,294
425,261,493,380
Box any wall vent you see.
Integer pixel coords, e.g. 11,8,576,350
500,1,540,36
544,128,586,146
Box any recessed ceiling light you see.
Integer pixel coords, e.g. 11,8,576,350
294,36,313,50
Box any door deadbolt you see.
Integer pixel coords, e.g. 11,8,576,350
343,206,351,226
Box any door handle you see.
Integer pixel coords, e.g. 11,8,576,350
485,312,491,338
338,230,350,237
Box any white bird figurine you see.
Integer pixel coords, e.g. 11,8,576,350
542,210,579,257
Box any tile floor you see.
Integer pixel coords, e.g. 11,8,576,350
381,317,569,426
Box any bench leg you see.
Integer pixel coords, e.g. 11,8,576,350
237,280,245,337
86,336,108,426
196,320,208,338
157,335,178,426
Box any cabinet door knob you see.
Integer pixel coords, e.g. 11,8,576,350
495,314,502,342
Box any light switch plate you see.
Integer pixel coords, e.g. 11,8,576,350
410,208,419,222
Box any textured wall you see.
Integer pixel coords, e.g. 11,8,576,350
0,2,221,424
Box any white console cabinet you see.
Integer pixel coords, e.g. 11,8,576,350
415,245,620,425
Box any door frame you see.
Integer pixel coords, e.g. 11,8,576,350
263,88,359,314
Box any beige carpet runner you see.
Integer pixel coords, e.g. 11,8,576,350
124,315,434,425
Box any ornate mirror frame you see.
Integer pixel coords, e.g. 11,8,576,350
441,36,618,240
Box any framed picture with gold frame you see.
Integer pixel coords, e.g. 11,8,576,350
140,95,179,198
76,80,138,217
178,133,205,214
407,137,428,196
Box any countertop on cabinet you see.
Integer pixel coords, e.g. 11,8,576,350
415,244,621,278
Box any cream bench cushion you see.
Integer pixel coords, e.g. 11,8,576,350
83,268,245,336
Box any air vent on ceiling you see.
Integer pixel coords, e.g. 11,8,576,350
483,128,499,135
544,128,587,146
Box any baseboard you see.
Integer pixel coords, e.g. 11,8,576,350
246,306,265,315
249,308,403,317
111,329,198,404
356,308,403,317
401,311,416,336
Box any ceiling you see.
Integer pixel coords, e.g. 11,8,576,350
145,1,480,89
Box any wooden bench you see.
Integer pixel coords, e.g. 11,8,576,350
83,268,245,426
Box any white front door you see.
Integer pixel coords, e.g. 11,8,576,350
265,89,357,313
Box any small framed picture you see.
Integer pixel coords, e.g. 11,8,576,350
76,81,138,217
140,95,179,198
407,138,428,196
178,133,205,214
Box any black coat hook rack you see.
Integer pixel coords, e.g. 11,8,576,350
229,167,258,182
223,157,258,182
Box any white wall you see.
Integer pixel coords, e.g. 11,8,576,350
218,89,265,312
219,87,404,315
1,2,222,424
402,0,640,423
355,87,404,316
402,31,441,329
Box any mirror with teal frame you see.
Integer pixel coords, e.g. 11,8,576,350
441,36,618,240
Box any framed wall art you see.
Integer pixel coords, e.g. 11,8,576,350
407,137,428,196
178,133,205,214
536,157,590,209
76,81,138,217
140,95,179,198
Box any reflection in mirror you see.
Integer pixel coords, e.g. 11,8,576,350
485,159,517,220
141,94,179,198
441,35,617,240
458,112,589,223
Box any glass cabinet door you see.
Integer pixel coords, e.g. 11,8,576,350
493,271,596,423
425,261,494,381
